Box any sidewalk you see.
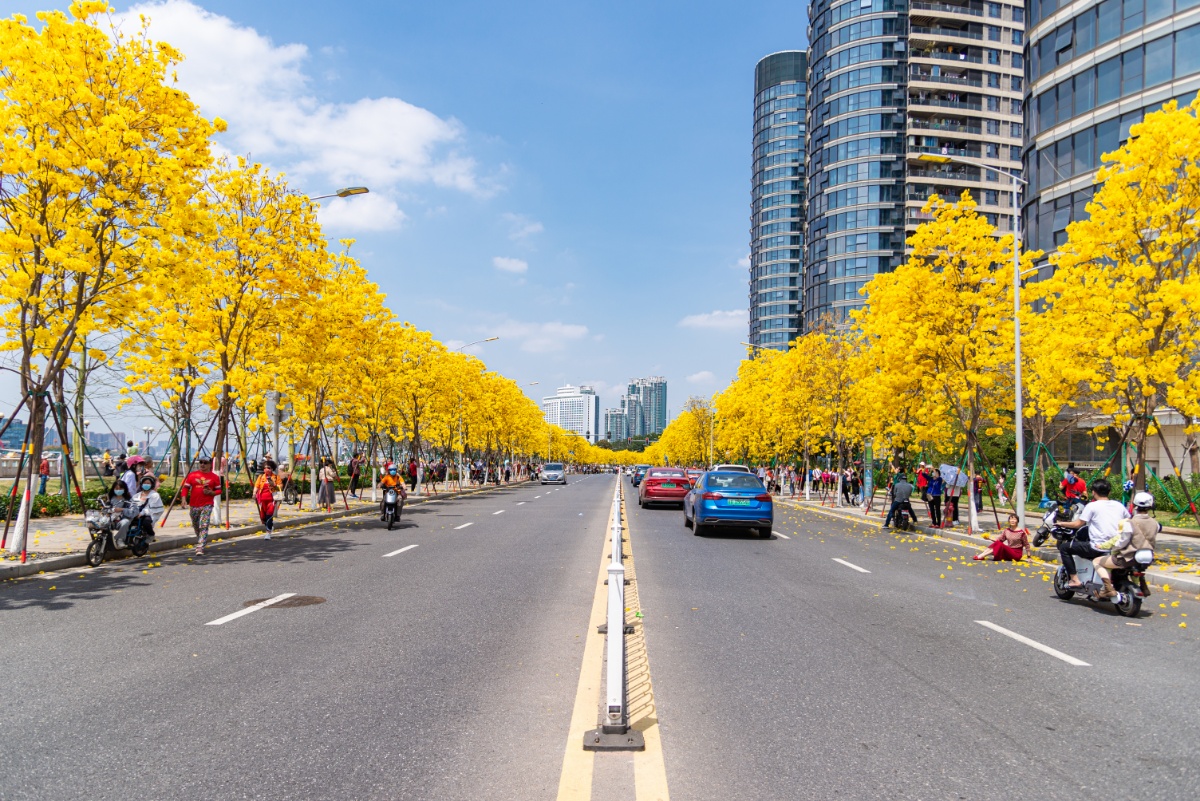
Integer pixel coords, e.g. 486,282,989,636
779,494,1200,593
1,480,530,581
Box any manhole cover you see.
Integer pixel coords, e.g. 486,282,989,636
243,596,326,608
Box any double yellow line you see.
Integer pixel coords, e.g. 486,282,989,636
556,490,669,801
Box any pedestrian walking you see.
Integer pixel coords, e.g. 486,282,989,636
348,452,362,499
972,471,985,513
37,456,50,495
181,457,221,555
407,458,418,492
125,439,139,456
254,460,280,539
318,458,337,510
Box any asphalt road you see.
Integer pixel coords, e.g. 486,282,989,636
3,476,1198,801
631,492,1200,801
0,477,612,801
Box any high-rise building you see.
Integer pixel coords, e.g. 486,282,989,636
625,377,668,437
750,51,808,350
1023,0,1200,256
621,393,644,438
804,0,1026,327
603,408,628,443
542,385,601,444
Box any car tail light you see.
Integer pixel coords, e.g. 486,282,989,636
755,493,772,502
702,492,723,500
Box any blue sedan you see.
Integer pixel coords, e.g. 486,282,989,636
683,471,774,538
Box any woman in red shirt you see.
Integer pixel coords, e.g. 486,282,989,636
973,513,1030,561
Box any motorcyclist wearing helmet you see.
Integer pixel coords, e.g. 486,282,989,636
1056,477,1129,588
378,465,408,519
1092,491,1161,599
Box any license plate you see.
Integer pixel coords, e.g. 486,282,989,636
727,499,752,506
661,482,676,488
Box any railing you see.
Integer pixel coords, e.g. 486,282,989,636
908,119,983,134
910,25,984,40
912,50,984,63
909,145,983,158
908,167,981,181
911,1,985,16
908,72,982,87
909,97,983,111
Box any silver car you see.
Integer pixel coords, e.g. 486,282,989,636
540,462,567,485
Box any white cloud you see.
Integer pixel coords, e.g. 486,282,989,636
502,212,544,241
736,255,751,269
318,194,406,232
493,256,529,274
678,309,747,331
496,320,589,353
687,370,715,384
123,0,486,207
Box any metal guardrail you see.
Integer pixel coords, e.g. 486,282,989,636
584,474,644,751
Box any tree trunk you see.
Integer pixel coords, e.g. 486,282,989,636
1186,430,1199,477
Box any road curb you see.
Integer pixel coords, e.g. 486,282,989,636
0,480,531,582
781,498,1200,593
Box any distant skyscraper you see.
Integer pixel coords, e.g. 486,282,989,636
603,408,628,442
621,393,644,438
542,384,601,443
625,377,668,437
750,51,808,350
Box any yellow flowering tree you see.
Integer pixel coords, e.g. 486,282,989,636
1031,95,1200,498
0,2,218,536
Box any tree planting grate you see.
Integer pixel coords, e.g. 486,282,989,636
243,596,326,608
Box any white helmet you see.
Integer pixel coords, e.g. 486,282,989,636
1132,491,1154,509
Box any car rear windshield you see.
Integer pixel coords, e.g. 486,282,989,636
707,474,763,489
545,463,563,470
648,469,685,477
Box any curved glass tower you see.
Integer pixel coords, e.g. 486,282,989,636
750,51,807,350
805,0,908,328
1023,0,1200,256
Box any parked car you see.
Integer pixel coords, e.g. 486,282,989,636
540,462,567,485
638,467,690,508
714,464,751,473
683,471,773,538
631,465,650,487
685,468,704,486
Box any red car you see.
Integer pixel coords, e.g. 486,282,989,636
638,467,690,508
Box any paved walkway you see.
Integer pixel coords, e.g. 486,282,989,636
780,494,1200,591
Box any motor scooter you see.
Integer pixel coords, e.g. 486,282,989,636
1038,504,1152,617
84,498,153,566
381,487,404,530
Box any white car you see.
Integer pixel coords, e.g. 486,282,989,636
714,464,752,473
540,462,567,485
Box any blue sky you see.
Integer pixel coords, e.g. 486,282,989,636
6,0,807,430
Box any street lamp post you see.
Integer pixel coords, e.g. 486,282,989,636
455,337,499,492
917,153,1029,528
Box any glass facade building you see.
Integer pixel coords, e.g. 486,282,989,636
1023,0,1200,255
805,0,1025,326
750,51,807,349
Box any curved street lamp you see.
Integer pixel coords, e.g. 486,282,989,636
309,187,371,201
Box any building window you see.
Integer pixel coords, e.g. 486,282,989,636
1123,0,1144,34
988,25,1002,41
1076,8,1096,54
1145,35,1173,88
986,142,1000,158
1011,122,1023,138
1123,46,1144,94
1012,52,1024,68
1097,55,1121,105
1013,30,1024,45
1011,76,1023,91
1011,99,1022,114
987,119,1001,135
988,49,1001,65
1013,6,1025,22
1178,24,1200,77
988,1,1002,16
988,72,1001,88
1010,145,1022,160
1098,0,1121,45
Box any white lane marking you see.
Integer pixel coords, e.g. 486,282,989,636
455,522,474,530
383,544,419,558
832,558,871,574
517,501,526,505
579,512,583,516
206,593,296,626
535,495,542,499
493,510,505,515
776,532,791,539
975,621,1091,666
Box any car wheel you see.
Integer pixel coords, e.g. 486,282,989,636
684,513,693,529
693,521,705,537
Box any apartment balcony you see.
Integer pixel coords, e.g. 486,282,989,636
910,25,984,42
907,117,984,135
907,165,982,182
908,144,982,159
909,49,984,64
910,1,984,16
908,96,983,112
908,70,982,88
